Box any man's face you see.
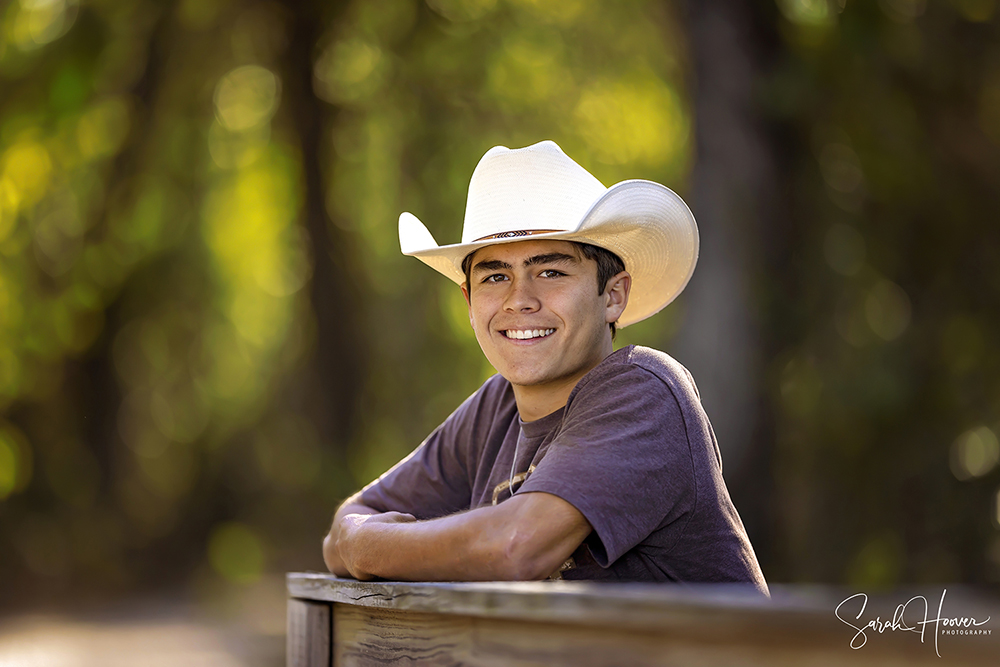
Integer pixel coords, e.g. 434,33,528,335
461,240,629,393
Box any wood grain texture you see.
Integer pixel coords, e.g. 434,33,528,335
287,574,1000,666
288,574,789,632
287,598,331,667
331,604,982,667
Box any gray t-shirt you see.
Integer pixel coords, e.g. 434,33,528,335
360,345,767,592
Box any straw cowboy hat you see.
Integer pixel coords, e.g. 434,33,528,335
398,140,699,328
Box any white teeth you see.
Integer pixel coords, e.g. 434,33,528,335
505,329,555,339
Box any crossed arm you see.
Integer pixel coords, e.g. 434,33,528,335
322,491,592,581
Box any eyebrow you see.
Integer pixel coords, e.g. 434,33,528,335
471,259,512,275
524,252,578,267
472,253,578,276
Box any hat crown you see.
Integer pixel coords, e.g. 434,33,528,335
461,141,608,243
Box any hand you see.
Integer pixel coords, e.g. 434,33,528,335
336,511,417,580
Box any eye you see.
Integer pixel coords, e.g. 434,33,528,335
539,269,565,278
482,273,508,283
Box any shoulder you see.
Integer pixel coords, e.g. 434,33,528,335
563,345,714,458
473,373,514,410
569,345,702,409
451,372,512,410
449,372,516,432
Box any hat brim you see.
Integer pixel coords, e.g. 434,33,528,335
399,179,699,328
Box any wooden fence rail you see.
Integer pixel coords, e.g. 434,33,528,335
287,573,999,666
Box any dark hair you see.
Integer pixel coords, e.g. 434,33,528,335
461,241,626,338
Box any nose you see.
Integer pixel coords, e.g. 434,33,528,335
503,276,540,313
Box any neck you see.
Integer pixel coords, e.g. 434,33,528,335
511,377,579,423
511,342,615,422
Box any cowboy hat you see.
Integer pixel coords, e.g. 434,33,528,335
398,140,699,327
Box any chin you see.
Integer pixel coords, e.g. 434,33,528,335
503,374,544,387
500,366,566,388
492,365,538,386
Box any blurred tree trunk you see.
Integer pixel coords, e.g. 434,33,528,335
675,0,781,569
79,5,172,487
280,0,366,457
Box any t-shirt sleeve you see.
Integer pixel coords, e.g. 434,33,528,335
518,363,697,567
357,384,487,520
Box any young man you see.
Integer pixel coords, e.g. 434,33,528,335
322,141,767,592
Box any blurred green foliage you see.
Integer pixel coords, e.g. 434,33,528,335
755,0,1000,587
0,0,690,603
0,0,998,605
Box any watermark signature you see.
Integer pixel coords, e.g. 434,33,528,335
836,589,991,657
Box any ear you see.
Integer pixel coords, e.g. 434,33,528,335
604,271,631,324
461,283,473,327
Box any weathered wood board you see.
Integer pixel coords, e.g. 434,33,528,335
287,598,331,667
330,604,993,667
287,574,1000,667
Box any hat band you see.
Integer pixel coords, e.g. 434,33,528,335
473,229,562,242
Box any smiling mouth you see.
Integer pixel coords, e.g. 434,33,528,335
502,328,556,340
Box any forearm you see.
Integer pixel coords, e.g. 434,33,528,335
342,493,591,582
323,493,380,576
347,509,505,581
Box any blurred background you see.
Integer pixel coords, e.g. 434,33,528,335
1,0,999,662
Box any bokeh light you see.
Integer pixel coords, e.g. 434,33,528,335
951,427,1000,481
865,279,911,341
208,522,266,585
214,65,280,132
313,38,386,105
777,0,835,27
9,0,79,51
574,74,688,167
77,97,131,159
